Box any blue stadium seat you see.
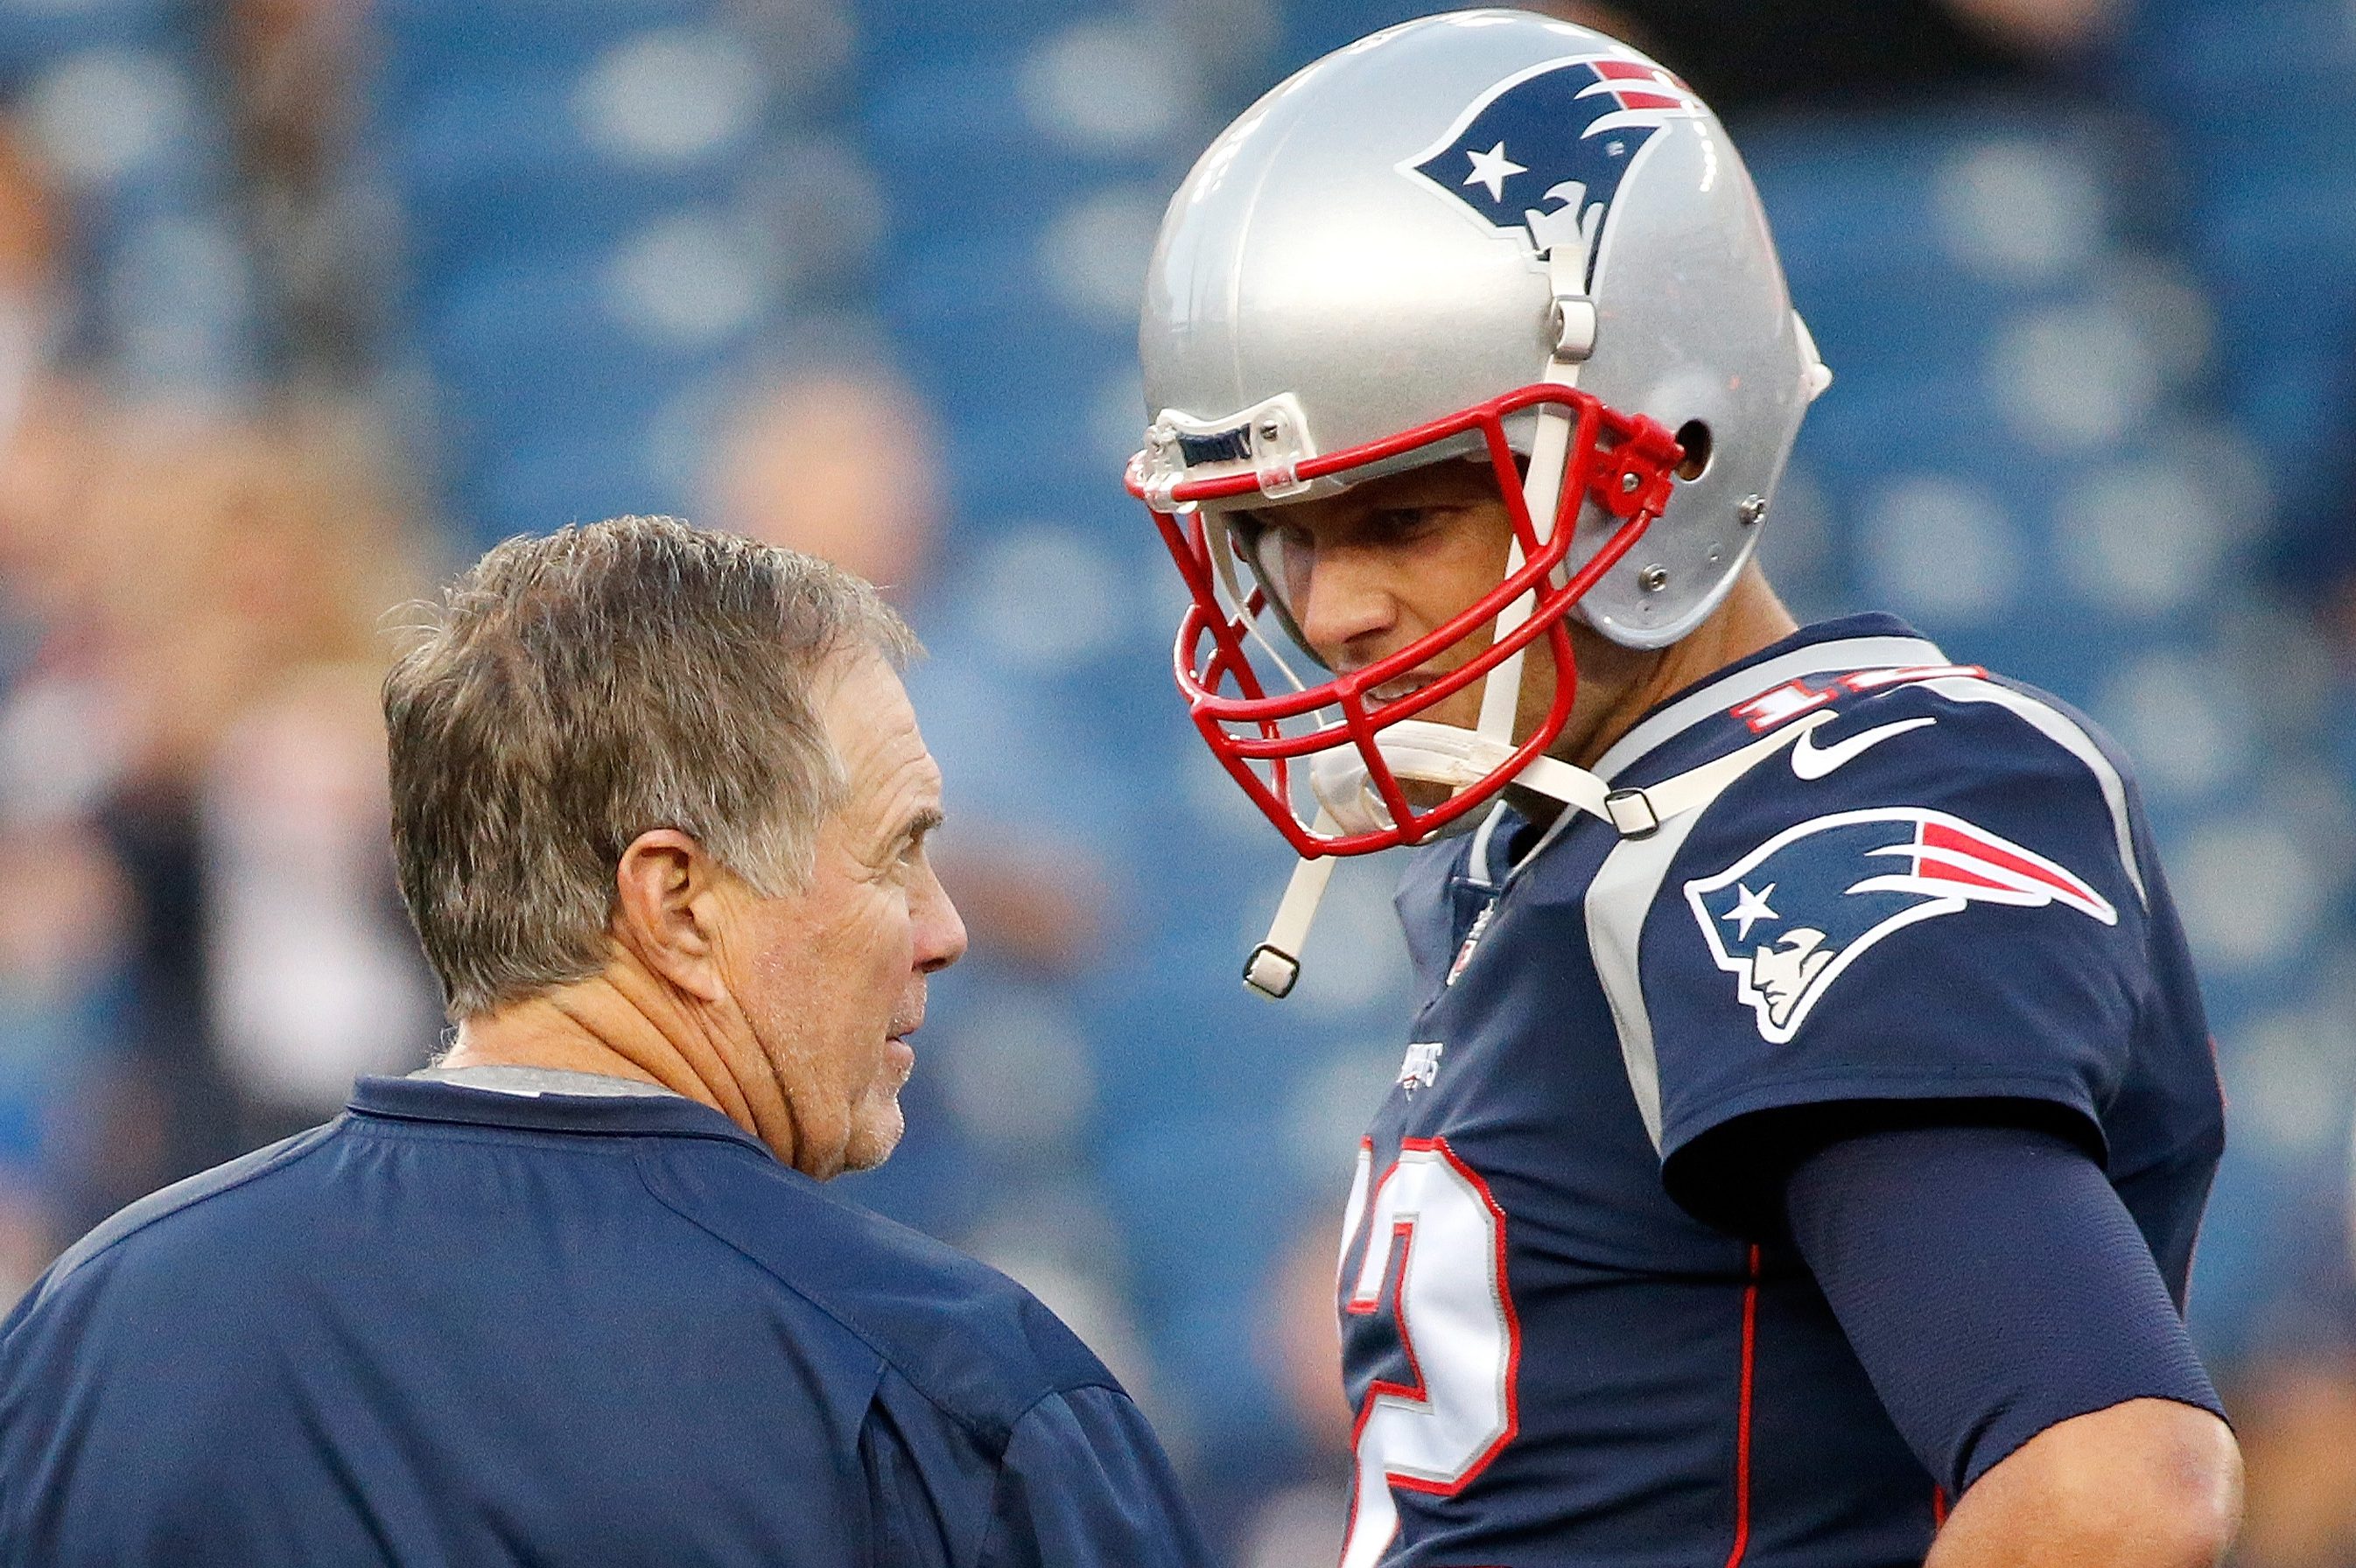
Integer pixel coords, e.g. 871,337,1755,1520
382,77,756,276
2117,0,2356,104
370,0,719,70
1749,115,2113,273
863,46,1186,228
446,429,688,550
0,0,186,88
852,0,1108,57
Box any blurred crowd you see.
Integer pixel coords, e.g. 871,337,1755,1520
0,0,2352,1563
0,399,436,1251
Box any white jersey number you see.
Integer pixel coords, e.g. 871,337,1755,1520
1336,1137,1519,1568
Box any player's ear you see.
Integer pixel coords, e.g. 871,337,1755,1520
611,829,729,1003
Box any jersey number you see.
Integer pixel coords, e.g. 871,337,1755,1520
1336,1138,1520,1568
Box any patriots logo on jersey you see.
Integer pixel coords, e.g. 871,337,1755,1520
1685,808,2119,1044
1402,54,1702,287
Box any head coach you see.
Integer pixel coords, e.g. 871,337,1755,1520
0,515,1212,1568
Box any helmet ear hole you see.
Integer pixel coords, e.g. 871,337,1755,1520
1673,420,1714,481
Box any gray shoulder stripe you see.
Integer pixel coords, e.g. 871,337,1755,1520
34,1125,333,1307
1585,808,1709,1152
1581,718,1821,1153
1923,676,2147,907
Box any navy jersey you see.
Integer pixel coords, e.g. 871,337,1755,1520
0,1077,1211,1568
1337,615,2223,1568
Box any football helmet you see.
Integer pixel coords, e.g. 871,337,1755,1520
1126,10,1829,992
1121,11,1819,823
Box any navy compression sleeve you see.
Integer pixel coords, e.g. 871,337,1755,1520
1782,1122,2225,1497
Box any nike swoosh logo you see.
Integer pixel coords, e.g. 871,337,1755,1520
1790,717,1937,780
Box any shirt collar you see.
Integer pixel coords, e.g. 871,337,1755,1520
408,1064,683,1099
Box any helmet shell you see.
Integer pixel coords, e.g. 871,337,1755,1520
1139,10,1822,648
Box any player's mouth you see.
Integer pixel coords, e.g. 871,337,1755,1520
1364,668,1445,712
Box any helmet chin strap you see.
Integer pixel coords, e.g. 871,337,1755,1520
1470,267,1591,746
1245,249,1606,999
1246,709,1841,998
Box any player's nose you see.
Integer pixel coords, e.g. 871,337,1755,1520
1294,543,1401,664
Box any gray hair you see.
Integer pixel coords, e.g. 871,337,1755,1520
383,514,917,1019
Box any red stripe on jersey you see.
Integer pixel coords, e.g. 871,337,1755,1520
1922,822,2083,897
1917,858,2016,893
1722,1244,1762,1568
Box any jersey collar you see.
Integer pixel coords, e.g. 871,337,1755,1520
1464,615,1945,888
1591,613,1944,782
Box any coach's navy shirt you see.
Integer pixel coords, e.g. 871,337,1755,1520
0,1076,1211,1568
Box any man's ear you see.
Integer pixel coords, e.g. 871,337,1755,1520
611,829,731,1004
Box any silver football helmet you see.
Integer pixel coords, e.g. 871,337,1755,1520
1127,10,1830,990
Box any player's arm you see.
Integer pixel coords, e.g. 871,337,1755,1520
1780,1120,2241,1567
974,1385,1216,1568
1927,1397,2240,1568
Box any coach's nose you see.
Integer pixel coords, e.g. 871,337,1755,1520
910,854,966,976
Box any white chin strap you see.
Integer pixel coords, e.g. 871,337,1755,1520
1244,713,1838,998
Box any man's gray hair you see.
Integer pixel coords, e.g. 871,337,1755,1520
384,514,917,1020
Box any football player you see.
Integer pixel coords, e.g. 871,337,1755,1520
1127,12,2240,1566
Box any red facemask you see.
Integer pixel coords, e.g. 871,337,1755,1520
1129,382,1685,858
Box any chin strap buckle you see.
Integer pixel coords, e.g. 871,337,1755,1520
1602,787,1661,838
1548,294,1597,362
1515,710,1841,844
1242,815,1343,1001
1243,944,1301,999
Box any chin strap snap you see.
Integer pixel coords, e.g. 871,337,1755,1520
1241,712,1837,999
1244,812,1342,998
1506,710,1833,840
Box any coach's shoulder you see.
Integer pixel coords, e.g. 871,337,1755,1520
634,1137,1118,1441
12,1123,339,1324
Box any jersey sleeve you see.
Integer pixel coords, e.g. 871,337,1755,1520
1623,678,2156,1226
1783,1122,2225,1495
975,1386,1215,1568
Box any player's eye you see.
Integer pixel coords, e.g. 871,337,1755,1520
1360,506,1439,545
1232,513,1314,590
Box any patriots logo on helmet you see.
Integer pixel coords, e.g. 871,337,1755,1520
1685,808,2119,1044
1402,54,1702,288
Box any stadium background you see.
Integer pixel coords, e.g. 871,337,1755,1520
0,0,2352,1559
